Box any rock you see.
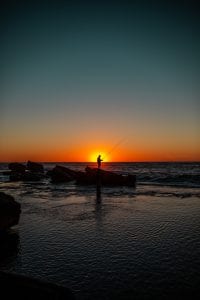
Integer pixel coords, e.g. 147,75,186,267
27,161,44,173
50,166,75,183
76,167,136,187
49,165,136,186
76,170,96,185
0,271,75,300
58,166,79,179
0,231,19,264
8,163,26,173
8,161,44,181
0,192,21,231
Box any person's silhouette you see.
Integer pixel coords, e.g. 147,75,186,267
97,155,103,169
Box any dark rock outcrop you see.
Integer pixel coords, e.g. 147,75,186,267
49,165,136,186
50,165,78,183
0,231,19,264
0,192,21,231
0,271,75,300
8,161,44,181
77,167,136,187
27,161,44,173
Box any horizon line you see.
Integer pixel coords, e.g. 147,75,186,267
0,160,199,164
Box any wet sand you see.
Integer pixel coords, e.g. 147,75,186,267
1,188,200,299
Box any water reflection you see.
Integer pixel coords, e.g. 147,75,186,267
94,185,103,229
96,185,102,204
0,230,20,269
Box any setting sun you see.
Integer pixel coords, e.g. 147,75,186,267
89,151,109,163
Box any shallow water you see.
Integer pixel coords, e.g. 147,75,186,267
0,162,200,299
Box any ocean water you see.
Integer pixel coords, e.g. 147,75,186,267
0,162,200,299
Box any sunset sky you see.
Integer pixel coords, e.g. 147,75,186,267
1,0,199,162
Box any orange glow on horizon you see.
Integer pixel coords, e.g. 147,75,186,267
0,142,199,162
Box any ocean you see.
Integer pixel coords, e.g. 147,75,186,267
0,162,200,299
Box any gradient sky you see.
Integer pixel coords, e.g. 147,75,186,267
1,0,199,162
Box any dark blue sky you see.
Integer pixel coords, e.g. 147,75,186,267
1,0,199,161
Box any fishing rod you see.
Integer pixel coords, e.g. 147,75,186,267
102,138,126,161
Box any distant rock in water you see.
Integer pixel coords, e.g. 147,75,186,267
50,165,79,183
0,271,75,300
27,161,44,173
0,192,21,231
8,162,26,173
7,161,44,182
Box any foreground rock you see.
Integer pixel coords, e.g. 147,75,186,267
0,271,75,300
0,192,21,231
27,161,44,173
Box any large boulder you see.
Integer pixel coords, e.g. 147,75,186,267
76,167,136,187
48,165,136,186
8,162,44,181
27,161,44,173
76,170,96,185
50,165,78,183
0,192,21,231
50,166,71,183
0,231,19,264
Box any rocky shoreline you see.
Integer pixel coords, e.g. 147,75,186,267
3,161,136,187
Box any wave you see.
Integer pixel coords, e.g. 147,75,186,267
139,174,200,188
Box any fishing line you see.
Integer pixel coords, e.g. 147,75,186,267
102,138,126,160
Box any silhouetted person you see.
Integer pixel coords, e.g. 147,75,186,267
97,155,103,169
